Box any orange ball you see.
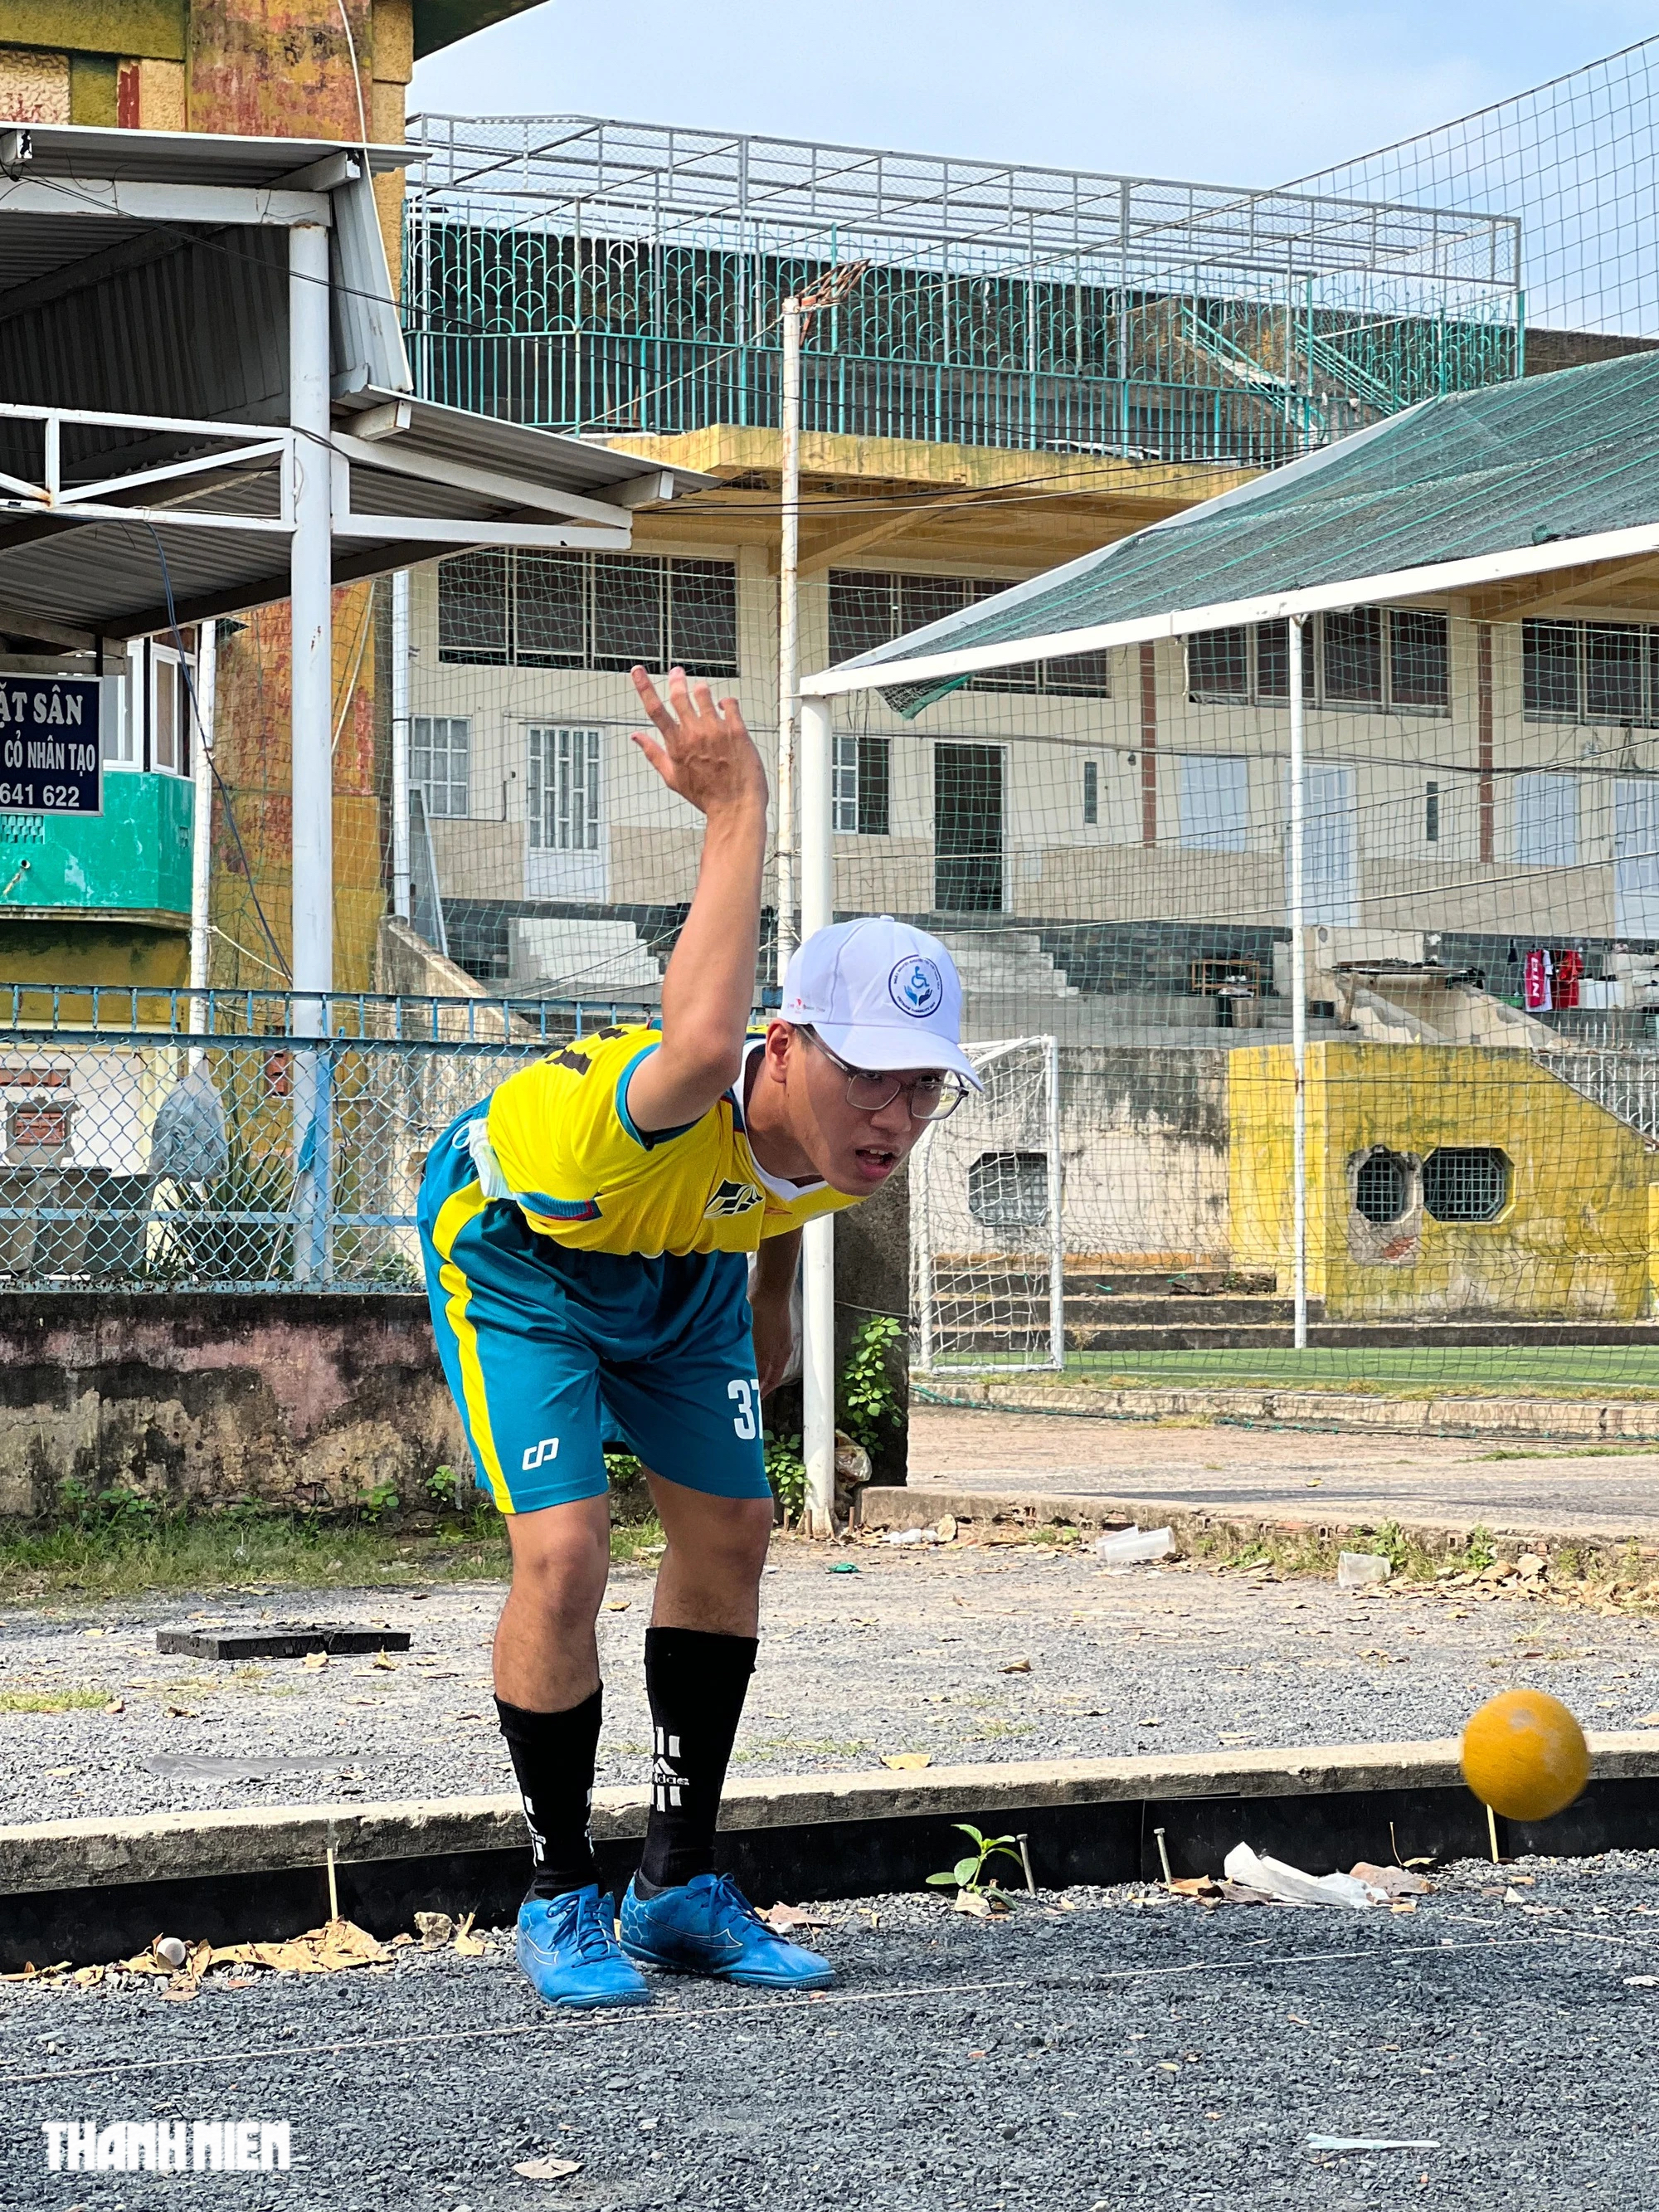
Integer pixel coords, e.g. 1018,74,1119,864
1461,1688,1590,1822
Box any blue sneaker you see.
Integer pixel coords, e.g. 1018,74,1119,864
515,1885,652,2010
620,1872,835,1990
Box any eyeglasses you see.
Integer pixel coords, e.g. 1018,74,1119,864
805,1031,969,1122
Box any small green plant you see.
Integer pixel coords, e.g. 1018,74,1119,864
927,1821,1025,1896
839,1313,906,1459
765,1430,805,1523
426,1466,459,1511
358,1479,401,1523
54,1479,165,1533
1464,1523,1497,1571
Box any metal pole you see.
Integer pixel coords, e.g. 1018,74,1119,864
289,217,333,1281
391,570,412,923
1288,612,1308,1352
776,297,801,982
800,692,835,1536
289,218,333,1019
1046,1032,1064,1371
188,617,217,1050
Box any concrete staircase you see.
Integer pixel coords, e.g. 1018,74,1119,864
508,918,664,1001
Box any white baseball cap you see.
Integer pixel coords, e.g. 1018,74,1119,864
778,916,982,1089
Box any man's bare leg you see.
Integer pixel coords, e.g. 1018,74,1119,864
494,1493,613,1711
645,1473,775,1634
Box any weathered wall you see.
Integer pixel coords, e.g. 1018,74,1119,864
0,1294,464,1519
918,1045,1231,1273
1230,1042,1658,1320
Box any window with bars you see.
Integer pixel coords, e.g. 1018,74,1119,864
827,570,1110,696
1187,609,1448,713
411,715,471,818
437,552,737,675
832,733,891,835
1524,620,1659,727
528,727,601,851
1421,1147,1509,1224
1082,759,1098,826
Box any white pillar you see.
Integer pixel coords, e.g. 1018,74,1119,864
188,618,216,1045
289,218,333,1284
800,692,836,1535
1288,613,1308,1352
289,218,333,1026
391,569,412,923
775,299,801,983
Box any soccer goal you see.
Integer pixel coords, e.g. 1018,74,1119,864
911,1035,1063,1373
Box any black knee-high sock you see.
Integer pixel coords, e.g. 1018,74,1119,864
495,1688,604,1900
637,1628,757,1892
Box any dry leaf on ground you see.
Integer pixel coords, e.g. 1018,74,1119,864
760,1903,828,1933
1000,1658,1032,1674
513,2157,583,2181
880,1752,931,1771
200,1918,388,1976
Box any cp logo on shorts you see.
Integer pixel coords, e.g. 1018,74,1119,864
888,956,944,1018
521,1435,561,1471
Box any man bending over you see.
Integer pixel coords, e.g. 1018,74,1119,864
417,665,977,2008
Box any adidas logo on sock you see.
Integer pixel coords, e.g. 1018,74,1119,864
650,1726,685,1810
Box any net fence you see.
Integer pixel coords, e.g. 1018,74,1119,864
399,560,1659,1401
0,992,654,1294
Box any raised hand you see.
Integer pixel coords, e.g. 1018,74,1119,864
630,665,767,820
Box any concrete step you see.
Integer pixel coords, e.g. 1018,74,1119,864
941,929,1079,1000
508,917,664,996
933,1296,1310,1328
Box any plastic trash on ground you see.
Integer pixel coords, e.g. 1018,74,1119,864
1308,2136,1439,2153
882,1515,956,1547
1337,1550,1391,1588
1094,1525,1174,1566
1223,1843,1379,1909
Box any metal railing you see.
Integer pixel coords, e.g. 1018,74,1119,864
0,987,667,1294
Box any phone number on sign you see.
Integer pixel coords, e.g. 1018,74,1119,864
0,785,85,808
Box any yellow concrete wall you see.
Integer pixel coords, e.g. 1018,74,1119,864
1230,1042,1657,1321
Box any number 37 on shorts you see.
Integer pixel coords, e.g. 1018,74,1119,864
727,1376,762,1439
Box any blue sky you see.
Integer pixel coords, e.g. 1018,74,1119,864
410,2,1657,186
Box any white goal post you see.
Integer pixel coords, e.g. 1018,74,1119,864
912,1035,1063,1375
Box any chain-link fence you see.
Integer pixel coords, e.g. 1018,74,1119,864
0,988,658,1294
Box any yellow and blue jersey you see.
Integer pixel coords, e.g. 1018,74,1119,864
470,1025,859,1256
415,1027,858,1517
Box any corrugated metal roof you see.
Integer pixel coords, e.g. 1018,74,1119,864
822,351,1659,711
5,124,418,189
0,126,712,647
337,387,711,499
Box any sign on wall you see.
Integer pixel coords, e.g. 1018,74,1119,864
0,677,101,816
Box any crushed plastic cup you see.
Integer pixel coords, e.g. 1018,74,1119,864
1093,1525,1174,1567
1224,1842,1379,1910
1337,1551,1391,1588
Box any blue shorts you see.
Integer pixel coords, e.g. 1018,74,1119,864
416,1105,770,1516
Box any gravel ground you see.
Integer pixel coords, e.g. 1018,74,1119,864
3,1850,1659,2210
3,1542,1659,1825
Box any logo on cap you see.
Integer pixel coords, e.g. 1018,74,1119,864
888,956,944,1019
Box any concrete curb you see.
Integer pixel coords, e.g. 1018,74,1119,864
0,1742,1487,1895
7,1736,1659,1969
856,1482,1659,1557
919,1379,1659,1442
